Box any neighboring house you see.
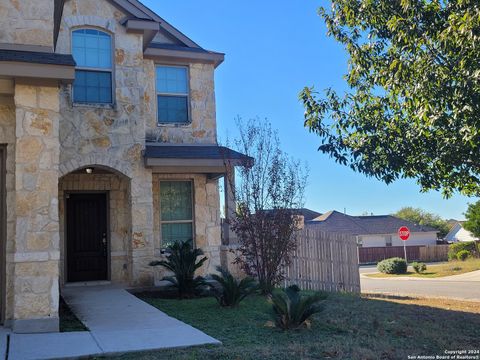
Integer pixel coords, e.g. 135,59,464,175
307,211,439,247
259,208,323,222
445,222,479,243
0,0,249,333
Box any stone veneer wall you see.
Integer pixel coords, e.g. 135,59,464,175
0,104,16,322
11,84,60,332
56,0,155,286
152,174,221,281
0,0,54,47
58,173,130,285
143,62,218,144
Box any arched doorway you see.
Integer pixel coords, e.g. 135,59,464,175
59,165,132,285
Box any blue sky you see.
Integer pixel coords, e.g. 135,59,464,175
143,0,475,220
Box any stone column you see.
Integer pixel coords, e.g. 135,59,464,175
11,84,61,333
129,169,155,286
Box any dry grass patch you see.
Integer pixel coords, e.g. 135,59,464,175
363,293,480,314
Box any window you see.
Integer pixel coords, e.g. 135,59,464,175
385,235,392,247
160,181,194,248
357,236,363,248
72,29,113,104
156,66,189,124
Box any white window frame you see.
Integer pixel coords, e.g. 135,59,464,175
155,65,191,126
71,27,115,106
159,180,195,249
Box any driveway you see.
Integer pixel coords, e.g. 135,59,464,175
360,266,480,301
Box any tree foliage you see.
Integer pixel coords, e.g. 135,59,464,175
394,207,450,237
227,118,308,294
301,0,480,197
464,200,480,238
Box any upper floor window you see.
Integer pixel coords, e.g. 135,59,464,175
72,29,113,104
156,66,189,124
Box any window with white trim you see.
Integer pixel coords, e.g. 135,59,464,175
72,29,113,104
156,66,189,124
160,181,194,248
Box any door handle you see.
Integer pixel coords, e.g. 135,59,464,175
102,233,107,257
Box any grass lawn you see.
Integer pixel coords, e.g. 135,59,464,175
367,258,480,278
110,292,480,360
59,297,87,332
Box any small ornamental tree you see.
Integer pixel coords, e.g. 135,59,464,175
226,118,308,294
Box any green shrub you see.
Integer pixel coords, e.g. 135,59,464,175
448,241,477,261
209,266,257,307
269,285,327,330
149,240,207,298
377,257,408,274
412,262,427,274
456,250,471,261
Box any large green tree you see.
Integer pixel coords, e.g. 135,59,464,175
301,0,480,197
394,207,450,237
464,201,480,238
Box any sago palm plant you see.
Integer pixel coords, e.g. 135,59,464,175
150,240,207,298
209,266,257,307
269,285,327,330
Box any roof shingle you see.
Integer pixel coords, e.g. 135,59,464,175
0,49,76,66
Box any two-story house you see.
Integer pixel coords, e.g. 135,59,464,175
0,0,248,333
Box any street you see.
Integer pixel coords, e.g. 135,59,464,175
360,266,480,301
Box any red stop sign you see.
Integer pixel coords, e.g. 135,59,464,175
398,226,410,241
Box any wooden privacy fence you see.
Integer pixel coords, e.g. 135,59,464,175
284,227,360,293
419,245,449,262
358,244,450,264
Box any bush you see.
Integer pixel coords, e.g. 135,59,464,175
209,266,257,307
149,240,207,299
269,285,327,330
448,241,478,261
456,250,471,261
412,262,427,274
377,257,408,274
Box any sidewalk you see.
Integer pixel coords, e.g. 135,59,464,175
7,286,220,359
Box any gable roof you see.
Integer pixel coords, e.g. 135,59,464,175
260,208,323,222
308,210,438,235
54,0,224,66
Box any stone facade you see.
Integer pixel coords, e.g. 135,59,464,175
11,85,61,332
152,174,221,282
0,0,225,333
0,0,54,48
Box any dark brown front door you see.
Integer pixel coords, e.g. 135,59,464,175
67,193,108,282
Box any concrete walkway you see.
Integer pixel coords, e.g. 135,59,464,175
7,286,220,359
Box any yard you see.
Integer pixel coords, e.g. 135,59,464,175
366,258,480,278
108,292,479,360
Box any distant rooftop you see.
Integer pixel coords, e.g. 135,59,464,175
307,210,438,235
